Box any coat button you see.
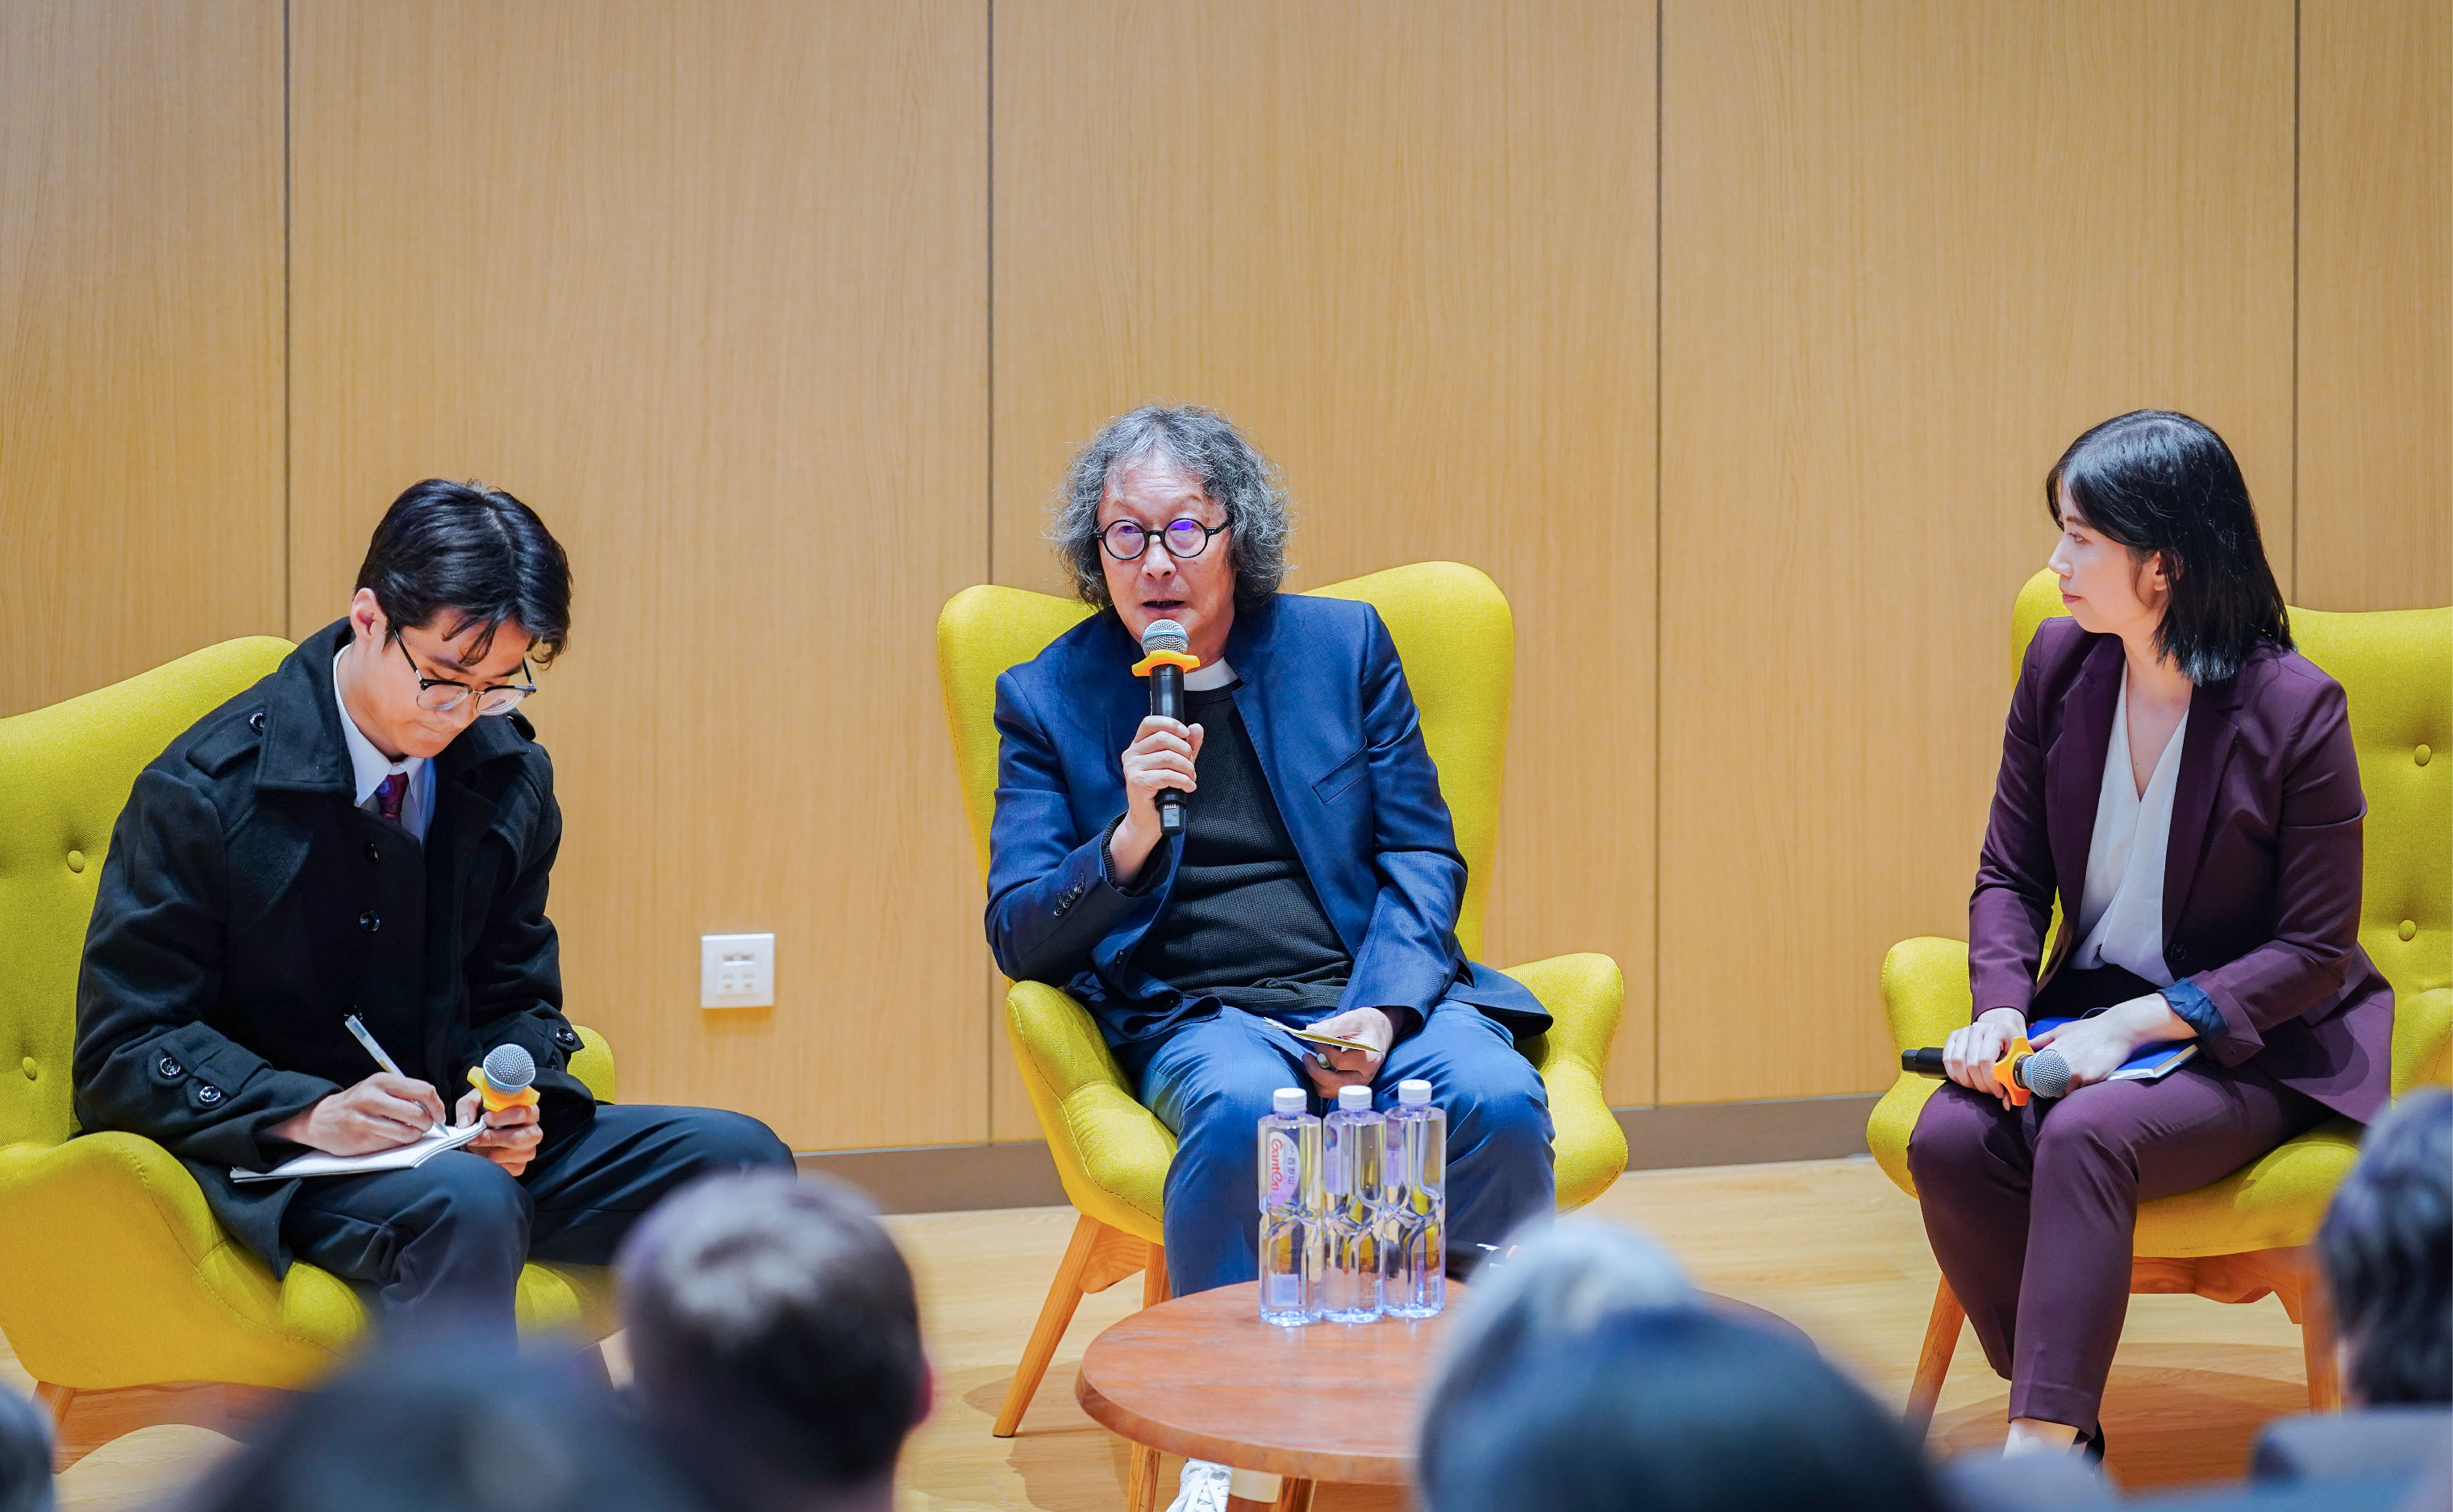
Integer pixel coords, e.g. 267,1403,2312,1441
158,1055,185,1079
65,849,85,873
19,1058,35,1082
359,910,382,933
196,1084,223,1105
365,843,381,864
249,710,265,733
2403,920,2421,942
2418,744,2433,767
2169,943,2190,964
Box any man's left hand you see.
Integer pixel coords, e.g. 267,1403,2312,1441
1298,1007,1396,1099
454,1086,543,1177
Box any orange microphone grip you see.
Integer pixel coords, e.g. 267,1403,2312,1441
468,1066,540,1114
1990,1037,2034,1106
1131,648,1202,677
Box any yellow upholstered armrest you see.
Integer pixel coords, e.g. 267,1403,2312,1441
1882,937,1973,1052
1006,981,1173,1242
2393,988,2453,1095
0,1133,356,1389
1867,937,1975,1198
568,1024,617,1102
1501,953,1629,1212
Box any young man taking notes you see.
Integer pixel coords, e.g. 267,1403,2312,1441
74,480,792,1338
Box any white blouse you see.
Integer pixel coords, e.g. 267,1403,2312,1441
2070,664,2189,988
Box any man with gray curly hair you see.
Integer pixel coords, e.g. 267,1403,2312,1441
986,406,1556,1505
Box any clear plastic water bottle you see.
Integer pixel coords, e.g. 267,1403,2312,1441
1383,1077,1447,1318
1320,1083,1385,1323
1257,1086,1322,1327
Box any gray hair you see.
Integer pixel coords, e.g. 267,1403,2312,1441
1432,1219,1697,1386
1050,405,1292,610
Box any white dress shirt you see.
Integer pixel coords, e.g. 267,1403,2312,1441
333,649,435,843
2070,664,2189,988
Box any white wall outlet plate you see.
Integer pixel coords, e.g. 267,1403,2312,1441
700,932,775,1008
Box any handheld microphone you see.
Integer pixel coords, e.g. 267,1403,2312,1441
1131,619,1202,836
469,1043,540,1114
1901,1039,2072,1103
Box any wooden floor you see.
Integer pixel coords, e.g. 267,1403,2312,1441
1,1156,2319,1510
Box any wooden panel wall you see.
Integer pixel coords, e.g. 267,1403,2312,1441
1655,0,2298,1103
990,0,1659,1123
286,1,989,1150
2297,0,2451,612
0,0,284,719
9,3,2442,1141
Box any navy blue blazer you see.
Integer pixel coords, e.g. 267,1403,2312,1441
985,592,1549,1050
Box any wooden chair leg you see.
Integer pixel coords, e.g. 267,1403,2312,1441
1905,1276,1966,1440
1127,1443,1163,1512
1271,1479,1316,1512
34,1381,289,1472
995,1213,1159,1438
2294,1264,2343,1413
1144,1243,1169,1307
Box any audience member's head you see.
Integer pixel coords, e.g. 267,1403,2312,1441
1418,1219,1944,1512
2319,1086,2453,1406
616,1171,928,1512
0,1384,54,1512
177,1334,698,1512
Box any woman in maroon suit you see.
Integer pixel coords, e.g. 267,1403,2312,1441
1910,411,2395,1457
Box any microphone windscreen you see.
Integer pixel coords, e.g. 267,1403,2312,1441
1140,619,1190,655
2023,1048,2072,1099
483,1042,537,1094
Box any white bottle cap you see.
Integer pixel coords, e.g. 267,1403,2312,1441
1338,1084,1373,1110
1272,1087,1306,1114
1398,1078,1433,1106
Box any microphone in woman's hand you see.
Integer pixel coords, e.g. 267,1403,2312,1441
1902,1044,2072,1100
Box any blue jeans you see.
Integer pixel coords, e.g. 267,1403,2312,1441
1122,999,1555,1294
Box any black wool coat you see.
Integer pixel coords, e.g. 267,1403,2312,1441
73,619,597,1272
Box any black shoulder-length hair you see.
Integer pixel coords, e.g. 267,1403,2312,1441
2045,410,2290,684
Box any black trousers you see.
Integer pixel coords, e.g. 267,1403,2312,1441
281,1104,793,1339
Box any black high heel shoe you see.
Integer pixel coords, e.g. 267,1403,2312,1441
2082,1426,2108,1464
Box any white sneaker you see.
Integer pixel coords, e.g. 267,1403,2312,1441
1164,1459,1233,1512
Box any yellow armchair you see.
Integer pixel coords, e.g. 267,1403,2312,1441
1868,572,2452,1435
936,562,1629,1453
0,640,622,1468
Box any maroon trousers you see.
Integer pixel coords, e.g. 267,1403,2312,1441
1908,1035,2326,1430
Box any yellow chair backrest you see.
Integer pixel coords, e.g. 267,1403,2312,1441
2009,570,2451,1062
936,562,1513,960
0,639,294,1150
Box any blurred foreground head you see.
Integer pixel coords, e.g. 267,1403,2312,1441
2320,1086,2453,1406
1418,1220,1943,1512
618,1171,928,1511
176,1335,696,1512
0,1381,54,1512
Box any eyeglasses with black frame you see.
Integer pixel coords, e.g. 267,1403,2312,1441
1099,517,1229,563
389,628,537,716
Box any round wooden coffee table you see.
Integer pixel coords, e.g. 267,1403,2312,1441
1075,1281,1812,1512
1076,1280,1453,1512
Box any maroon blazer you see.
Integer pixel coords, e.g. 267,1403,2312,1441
1969,617,2395,1122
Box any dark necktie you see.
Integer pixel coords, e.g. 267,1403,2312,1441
373,773,408,826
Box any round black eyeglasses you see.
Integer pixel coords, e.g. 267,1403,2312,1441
1100,518,1228,562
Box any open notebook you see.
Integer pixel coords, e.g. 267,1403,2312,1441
2030,1017,2201,1082
231,1120,490,1184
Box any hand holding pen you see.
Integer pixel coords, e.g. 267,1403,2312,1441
264,1014,448,1155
